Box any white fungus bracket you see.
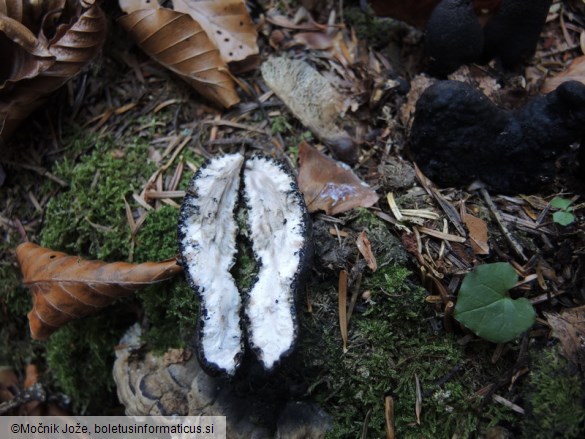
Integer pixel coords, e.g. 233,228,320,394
178,153,311,376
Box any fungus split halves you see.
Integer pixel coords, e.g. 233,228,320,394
178,153,311,377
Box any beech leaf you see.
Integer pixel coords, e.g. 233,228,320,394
462,212,489,255
172,0,258,64
0,2,106,141
454,262,536,343
297,141,379,215
16,243,183,340
118,7,240,108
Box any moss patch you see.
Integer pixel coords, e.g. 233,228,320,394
40,133,157,260
45,314,131,414
522,347,585,438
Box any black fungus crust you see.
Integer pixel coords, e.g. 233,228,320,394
242,155,313,373
482,0,553,68
408,80,585,194
177,155,244,378
424,0,484,76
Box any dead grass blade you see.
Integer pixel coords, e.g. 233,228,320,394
384,395,395,439
338,269,348,353
118,7,239,108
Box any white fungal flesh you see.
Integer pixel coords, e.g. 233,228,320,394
243,157,306,370
179,153,244,376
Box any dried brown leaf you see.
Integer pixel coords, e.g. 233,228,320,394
17,243,183,340
119,0,160,14
356,230,377,272
297,141,379,215
545,306,585,376
541,56,585,93
118,7,239,108
173,0,258,64
0,3,106,141
173,0,259,63
462,212,490,255
0,15,54,89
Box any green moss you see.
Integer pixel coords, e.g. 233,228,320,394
45,313,132,414
40,133,157,260
132,205,197,353
134,205,180,262
298,263,515,438
522,347,585,438
343,7,400,50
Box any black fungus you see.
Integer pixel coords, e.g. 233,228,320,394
424,0,484,76
408,80,585,194
482,0,552,68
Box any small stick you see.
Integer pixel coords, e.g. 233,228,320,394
480,189,527,261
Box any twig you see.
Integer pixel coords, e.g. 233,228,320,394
480,188,528,261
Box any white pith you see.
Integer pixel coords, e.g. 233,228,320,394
243,157,305,370
179,153,244,375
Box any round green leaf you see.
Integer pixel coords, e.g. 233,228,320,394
553,211,575,226
454,262,536,343
550,197,573,210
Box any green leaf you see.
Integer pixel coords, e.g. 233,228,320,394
552,211,576,226
550,197,573,210
454,263,535,344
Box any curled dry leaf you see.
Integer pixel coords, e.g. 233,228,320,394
297,141,379,215
0,1,106,142
118,6,240,108
16,243,183,340
541,56,585,93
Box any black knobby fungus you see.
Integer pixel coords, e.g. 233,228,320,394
482,0,552,68
425,0,484,76
178,153,312,377
408,80,585,194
